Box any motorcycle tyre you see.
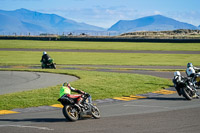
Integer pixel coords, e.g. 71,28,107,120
182,87,193,100
52,63,56,69
63,105,79,121
41,63,45,69
91,106,100,119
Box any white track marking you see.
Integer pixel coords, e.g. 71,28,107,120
0,125,54,131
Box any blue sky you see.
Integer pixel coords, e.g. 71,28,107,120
0,0,199,28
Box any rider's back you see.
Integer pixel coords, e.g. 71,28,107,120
186,67,195,77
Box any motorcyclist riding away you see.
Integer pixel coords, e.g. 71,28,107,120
60,82,86,107
186,63,200,77
41,51,50,64
186,63,200,88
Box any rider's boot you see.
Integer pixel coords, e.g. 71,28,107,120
77,98,85,110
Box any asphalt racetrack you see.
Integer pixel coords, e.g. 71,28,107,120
0,49,200,133
1,69,200,133
0,71,78,95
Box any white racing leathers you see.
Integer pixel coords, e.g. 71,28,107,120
186,66,200,88
186,67,196,77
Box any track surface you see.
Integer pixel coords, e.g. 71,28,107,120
0,49,200,133
0,48,199,54
0,71,78,95
1,68,200,133
1,93,200,133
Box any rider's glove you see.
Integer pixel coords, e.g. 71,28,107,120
85,93,90,97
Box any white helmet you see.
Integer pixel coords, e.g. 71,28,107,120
43,51,47,55
174,71,181,77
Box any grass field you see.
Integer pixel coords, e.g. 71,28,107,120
0,68,172,110
0,51,200,66
0,40,200,51
0,39,198,110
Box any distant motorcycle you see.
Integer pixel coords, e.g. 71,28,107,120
58,93,100,121
173,72,199,100
41,58,56,69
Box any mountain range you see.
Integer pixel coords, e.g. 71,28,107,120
0,8,199,35
108,15,199,33
0,8,104,35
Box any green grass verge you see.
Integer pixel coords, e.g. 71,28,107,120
0,40,200,51
0,68,172,110
0,51,200,66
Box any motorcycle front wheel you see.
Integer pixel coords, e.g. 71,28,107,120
51,63,56,69
63,105,79,121
182,87,193,100
91,106,100,119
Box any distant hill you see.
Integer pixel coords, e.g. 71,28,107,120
108,15,199,33
0,8,105,35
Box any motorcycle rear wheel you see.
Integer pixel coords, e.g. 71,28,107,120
63,105,79,121
182,87,193,100
91,106,100,119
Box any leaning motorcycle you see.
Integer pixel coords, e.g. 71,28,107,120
194,74,200,88
192,69,200,89
173,76,199,100
41,58,56,69
58,93,100,121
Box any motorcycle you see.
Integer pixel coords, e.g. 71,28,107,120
192,70,200,89
173,75,199,100
57,93,100,121
41,58,56,69
194,74,200,88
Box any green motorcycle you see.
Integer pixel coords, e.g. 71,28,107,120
41,58,56,69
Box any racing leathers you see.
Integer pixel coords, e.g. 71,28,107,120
41,54,50,64
186,66,200,87
186,66,200,77
60,84,85,106
173,74,184,96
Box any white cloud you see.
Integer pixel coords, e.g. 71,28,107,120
154,11,162,15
